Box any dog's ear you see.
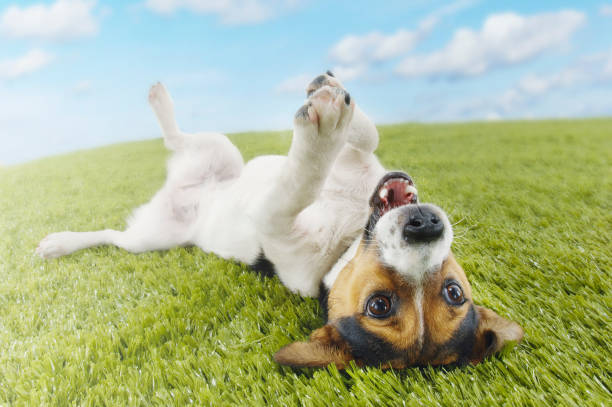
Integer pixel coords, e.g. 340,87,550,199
470,305,524,364
274,324,353,368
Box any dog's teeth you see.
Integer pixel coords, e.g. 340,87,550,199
379,188,388,200
405,185,417,195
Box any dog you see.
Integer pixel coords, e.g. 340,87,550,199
36,72,523,368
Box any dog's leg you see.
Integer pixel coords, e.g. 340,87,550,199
36,184,201,259
36,229,155,259
37,83,245,259
148,82,184,151
255,85,353,236
149,82,244,182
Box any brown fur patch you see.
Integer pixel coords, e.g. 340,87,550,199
328,242,422,357
273,325,353,368
423,254,473,346
469,306,525,364
280,241,524,368
326,242,481,365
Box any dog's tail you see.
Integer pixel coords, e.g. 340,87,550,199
148,82,184,151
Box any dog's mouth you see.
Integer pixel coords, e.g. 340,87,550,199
369,172,418,218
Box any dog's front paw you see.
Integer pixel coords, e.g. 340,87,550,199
295,85,354,137
36,232,78,259
306,71,345,97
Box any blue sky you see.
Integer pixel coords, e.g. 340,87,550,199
1,0,611,164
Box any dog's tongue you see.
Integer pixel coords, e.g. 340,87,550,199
378,179,417,212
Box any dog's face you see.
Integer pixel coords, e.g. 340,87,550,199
275,172,523,368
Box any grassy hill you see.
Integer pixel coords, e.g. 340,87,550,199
0,119,610,406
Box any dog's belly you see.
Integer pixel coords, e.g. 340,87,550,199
190,150,384,296
190,153,357,295
191,155,285,264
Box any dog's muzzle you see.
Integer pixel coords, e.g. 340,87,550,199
402,205,444,243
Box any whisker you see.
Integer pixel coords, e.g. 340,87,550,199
452,217,466,226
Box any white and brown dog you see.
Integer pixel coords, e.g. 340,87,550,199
36,72,523,369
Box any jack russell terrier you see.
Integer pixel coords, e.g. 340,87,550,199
37,72,523,369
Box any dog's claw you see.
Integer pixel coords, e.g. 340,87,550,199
306,72,345,97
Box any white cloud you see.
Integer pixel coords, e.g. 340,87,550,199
278,1,476,91
516,70,581,96
72,80,92,94
396,10,586,79
330,29,423,66
509,50,612,102
328,0,476,81
441,48,612,120
274,73,312,94
0,0,99,41
600,4,612,16
145,0,301,24
0,49,53,80
330,64,368,82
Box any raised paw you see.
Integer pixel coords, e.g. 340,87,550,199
36,232,79,259
295,85,354,137
306,71,345,97
148,82,174,115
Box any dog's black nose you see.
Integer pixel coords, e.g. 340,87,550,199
344,92,351,105
403,206,444,243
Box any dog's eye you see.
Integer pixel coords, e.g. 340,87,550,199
443,282,465,305
366,295,392,318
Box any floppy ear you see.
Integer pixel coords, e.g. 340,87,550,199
470,305,524,364
274,324,353,368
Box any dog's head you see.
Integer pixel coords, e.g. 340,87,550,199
275,172,523,369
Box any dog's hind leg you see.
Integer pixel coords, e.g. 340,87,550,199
149,82,244,183
36,181,201,259
37,83,245,260
36,190,198,259
148,82,184,151
36,229,151,259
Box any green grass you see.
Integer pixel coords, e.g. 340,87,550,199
0,119,610,406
